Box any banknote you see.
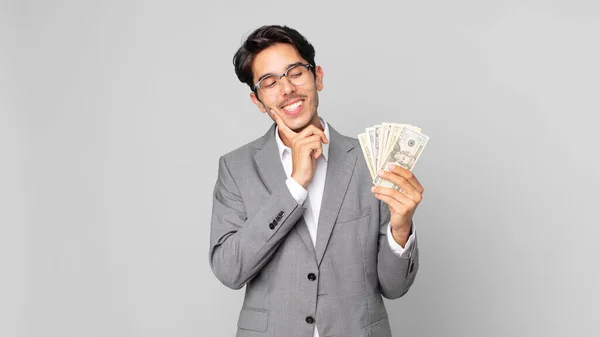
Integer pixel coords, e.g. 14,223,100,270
373,127,429,190
382,123,405,163
358,132,376,179
366,126,377,172
381,123,398,161
378,124,390,171
372,125,381,171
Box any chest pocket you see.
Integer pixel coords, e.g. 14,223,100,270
336,206,371,223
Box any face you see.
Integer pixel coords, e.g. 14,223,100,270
250,43,324,132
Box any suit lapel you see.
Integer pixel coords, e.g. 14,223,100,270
294,217,317,263
314,125,357,266
253,124,286,195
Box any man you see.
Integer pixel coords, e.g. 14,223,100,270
209,25,423,337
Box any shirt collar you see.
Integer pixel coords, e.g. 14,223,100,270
275,117,330,162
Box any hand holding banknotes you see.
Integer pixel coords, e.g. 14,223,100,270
372,165,424,241
270,109,328,189
359,123,430,244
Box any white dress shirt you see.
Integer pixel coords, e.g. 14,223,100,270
275,118,415,337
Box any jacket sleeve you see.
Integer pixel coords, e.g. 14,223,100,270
209,156,306,289
376,199,419,299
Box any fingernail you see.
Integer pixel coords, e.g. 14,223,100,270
388,164,395,170
371,186,376,192
378,170,384,176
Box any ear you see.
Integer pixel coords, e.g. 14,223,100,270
315,65,324,91
250,91,267,113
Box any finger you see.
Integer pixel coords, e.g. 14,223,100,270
295,134,323,148
298,126,327,144
298,124,328,144
310,142,324,159
269,109,297,140
372,185,419,207
375,171,421,202
313,147,322,159
296,135,324,157
308,141,325,159
386,164,424,194
373,193,409,216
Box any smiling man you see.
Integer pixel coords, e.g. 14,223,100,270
209,25,423,337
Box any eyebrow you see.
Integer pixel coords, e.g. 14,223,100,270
256,62,304,83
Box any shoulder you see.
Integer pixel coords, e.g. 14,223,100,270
219,125,273,166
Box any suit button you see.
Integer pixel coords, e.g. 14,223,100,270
305,316,315,324
269,222,275,230
307,273,317,281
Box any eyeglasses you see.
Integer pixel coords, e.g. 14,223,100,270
254,63,314,96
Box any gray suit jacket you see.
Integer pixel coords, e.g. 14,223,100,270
209,123,419,337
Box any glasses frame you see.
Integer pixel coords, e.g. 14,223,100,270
253,63,314,96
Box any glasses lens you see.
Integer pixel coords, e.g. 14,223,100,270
287,65,310,86
259,75,279,95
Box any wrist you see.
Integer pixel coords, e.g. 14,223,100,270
391,219,412,234
291,173,309,189
390,227,410,247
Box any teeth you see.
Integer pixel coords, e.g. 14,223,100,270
283,101,303,111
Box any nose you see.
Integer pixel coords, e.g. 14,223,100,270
279,76,296,96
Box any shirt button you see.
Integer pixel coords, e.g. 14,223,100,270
307,273,317,281
305,316,315,324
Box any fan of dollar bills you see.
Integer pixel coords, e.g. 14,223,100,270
358,123,429,190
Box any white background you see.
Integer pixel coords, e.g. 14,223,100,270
3,0,600,336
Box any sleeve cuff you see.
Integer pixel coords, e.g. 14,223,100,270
285,177,308,205
387,222,416,258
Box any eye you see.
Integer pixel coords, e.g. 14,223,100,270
288,68,303,78
261,77,277,88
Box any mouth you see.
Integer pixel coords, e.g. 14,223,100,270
280,99,305,115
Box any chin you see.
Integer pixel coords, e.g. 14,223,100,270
289,114,315,132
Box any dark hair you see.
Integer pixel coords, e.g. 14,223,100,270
233,25,316,92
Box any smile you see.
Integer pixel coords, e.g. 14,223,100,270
282,100,304,111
